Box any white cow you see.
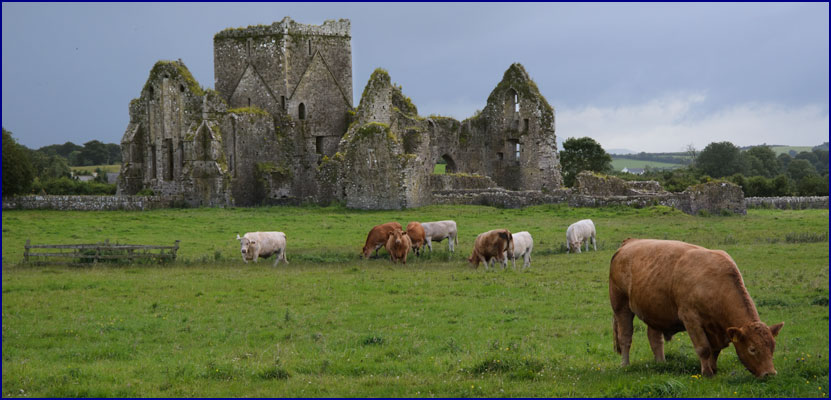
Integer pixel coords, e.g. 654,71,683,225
421,220,458,252
236,232,288,266
507,231,534,269
566,219,596,253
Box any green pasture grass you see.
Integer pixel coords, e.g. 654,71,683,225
2,205,828,397
611,158,683,171
433,164,446,174
767,146,815,156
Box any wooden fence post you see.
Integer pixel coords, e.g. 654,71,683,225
24,239,30,263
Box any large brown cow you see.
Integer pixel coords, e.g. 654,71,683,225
609,238,784,378
361,222,403,258
468,229,514,270
406,221,426,256
385,229,412,264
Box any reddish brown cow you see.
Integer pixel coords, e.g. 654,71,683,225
406,221,426,256
385,229,412,264
361,222,403,258
468,229,514,270
609,238,784,378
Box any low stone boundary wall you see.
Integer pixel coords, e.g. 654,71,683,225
2,195,185,211
745,196,828,210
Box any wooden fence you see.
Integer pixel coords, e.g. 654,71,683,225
24,239,180,265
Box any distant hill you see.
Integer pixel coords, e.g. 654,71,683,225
607,148,638,155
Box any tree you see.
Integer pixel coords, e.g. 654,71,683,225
797,174,828,196
106,143,122,164
2,128,35,196
559,137,613,187
79,140,109,165
744,145,780,178
777,153,792,174
786,159,816,181
696,141,747,178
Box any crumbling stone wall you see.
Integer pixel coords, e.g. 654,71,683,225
3,195,185,211
673,181,747,215
574,171,666,196
745,196,829,210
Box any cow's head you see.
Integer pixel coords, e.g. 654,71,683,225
727,321,784,378
498,230,514,256
569,240,582,253
237,234,256,260
388,229,406,247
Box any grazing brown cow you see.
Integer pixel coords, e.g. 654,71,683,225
406,221,426,256
385,229,412,264
609,238,784,378
361,222,403,258
468,229,514,270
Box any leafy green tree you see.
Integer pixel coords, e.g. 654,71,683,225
559,137,613,187
786,159,816,181
777,153,792,174
2,128,35,195
811,149,828,175
744,145,780,178
796,174,828,196
107,143,122,164
696,141,747,178
79,140,110,166
771,174,793,196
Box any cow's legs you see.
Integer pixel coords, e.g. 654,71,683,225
647,326,666,362
426,238,433,252
610,287,634,366
679,311,716,377
282,249,289,264
592,235,597,251
524,252,531,268
449,235,455,252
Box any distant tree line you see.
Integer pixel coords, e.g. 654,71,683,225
611,152,692,166
616,141,828,197
2,128,120,196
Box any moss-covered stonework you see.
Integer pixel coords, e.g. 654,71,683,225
120,18,580,210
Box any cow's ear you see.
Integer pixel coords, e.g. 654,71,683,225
236,234,241,240
727,327,743,343
769,322,784,337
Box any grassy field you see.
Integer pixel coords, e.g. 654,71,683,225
610,158,683,171
2,205,828,397
767,146,815,156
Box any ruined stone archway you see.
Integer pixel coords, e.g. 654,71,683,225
436,153,457,174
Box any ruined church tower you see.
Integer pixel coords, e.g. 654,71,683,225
213,17,353,153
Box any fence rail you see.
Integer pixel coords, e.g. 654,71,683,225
24,239,180,265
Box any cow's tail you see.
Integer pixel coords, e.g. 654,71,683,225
613,318,621,354
454,233,458,245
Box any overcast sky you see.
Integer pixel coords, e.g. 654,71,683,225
2,2,828,153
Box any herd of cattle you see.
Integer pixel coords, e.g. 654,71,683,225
236,219,597,269
235,218,784,379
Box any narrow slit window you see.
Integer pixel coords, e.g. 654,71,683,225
315,136,324,154
523,118,529,132
308,40,312,55
298,103,306,120
281,96,286,110
515,142,521,160
514,93,520,112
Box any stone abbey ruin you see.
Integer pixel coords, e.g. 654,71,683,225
116,17,745,214
117,17,563,209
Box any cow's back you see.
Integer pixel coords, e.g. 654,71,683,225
611,239,745,330
406,222,426,245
